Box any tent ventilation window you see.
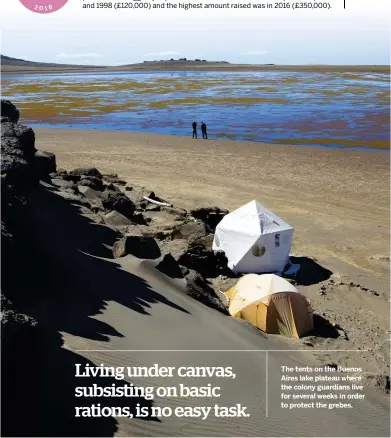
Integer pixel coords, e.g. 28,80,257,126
252,244,266,257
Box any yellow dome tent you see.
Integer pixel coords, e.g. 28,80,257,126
223,274,314,338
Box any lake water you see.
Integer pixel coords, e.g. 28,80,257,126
2,71,389,150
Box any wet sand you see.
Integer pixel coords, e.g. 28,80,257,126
2,63,390,76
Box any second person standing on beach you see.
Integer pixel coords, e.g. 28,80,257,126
201,122,208,139
192,121,197,139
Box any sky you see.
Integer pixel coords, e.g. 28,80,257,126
0,0,390,65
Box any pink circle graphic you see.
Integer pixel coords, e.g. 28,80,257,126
19,0,68,14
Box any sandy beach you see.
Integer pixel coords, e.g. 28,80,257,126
2,123,390,436
36,127,390,375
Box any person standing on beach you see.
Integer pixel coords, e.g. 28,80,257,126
192,121,197,139
201,122,208,139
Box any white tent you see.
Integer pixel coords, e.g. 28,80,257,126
212,200,293,273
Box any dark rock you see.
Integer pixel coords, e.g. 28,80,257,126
51,178,76,191
55,191,91,208
1,122,35,148
78,176,104,191
160,239,188,261
178,241,229,278
106,183,121,192
142,229,172,241
1,121,36,183
69,167,102,178
1,140,30,179
62,174,81,183
145,203,161,212
113,235,161,259
171,221,208,242
78,186,101,200
102,192,135,219
1,100,19,123
190,206,229,231
103,175,127,185
156,254,184,279
34,150,56,181
162,206,187,217
125,189,144,205
181,266,189,276
90,200,105,214
131,212,149,225
104,210,133,227
184,270,228,314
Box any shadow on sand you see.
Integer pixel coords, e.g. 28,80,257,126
311,314,341,339
286,256,333,286
1,184,191,437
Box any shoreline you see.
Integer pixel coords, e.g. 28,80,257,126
2,64,390,76
28,125,390,152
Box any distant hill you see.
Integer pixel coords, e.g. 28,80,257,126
1,54,389,75
1,54,104,68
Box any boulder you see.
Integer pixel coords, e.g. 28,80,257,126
160,239,188,261
1,122,35,149
102,192,135,219
125,189,144,205
78,176,104,191
69,167,102,178
34,150,56,181
101,186,121,201
102,175,127,185
189,206,229,231
113,235,161,259
78,185,101,200
55,191,91,207
62,173,81,183
1,121,36,183
105,183,121,193
1,139,30,180
162,206,187,217
184,270,228,314
104,210,133,227
171,221,208,242
51,178,76,191
178,241,229,278
1,100,19,123
156,253,184,279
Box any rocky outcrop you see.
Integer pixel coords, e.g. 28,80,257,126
102,192,136,219
1,99,20,123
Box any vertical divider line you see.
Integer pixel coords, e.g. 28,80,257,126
266,350,269,417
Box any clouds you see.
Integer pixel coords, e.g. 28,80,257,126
144,50,180,57
55,53,104,59
242,50,269,56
